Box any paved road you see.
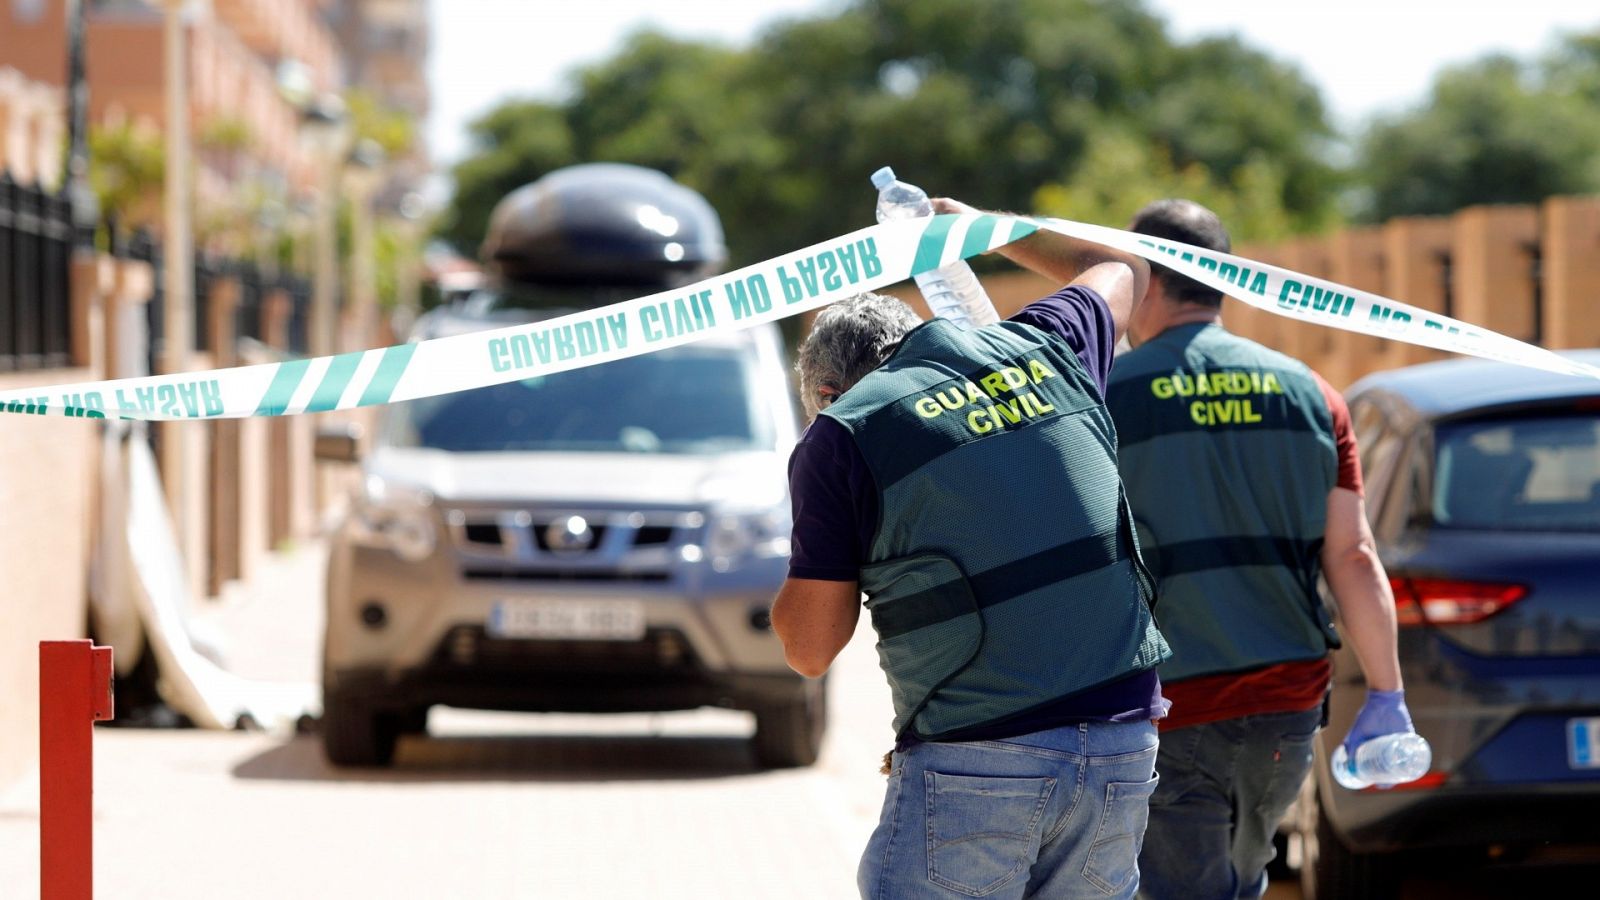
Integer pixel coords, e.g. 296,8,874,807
1,544,904,898
3,543,1593,897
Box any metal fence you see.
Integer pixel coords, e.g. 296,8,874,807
0,174,73,372
113,230,313,373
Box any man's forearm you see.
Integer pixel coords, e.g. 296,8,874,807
1323,543,1403,692
995,229,1146,288
930,198,1147,287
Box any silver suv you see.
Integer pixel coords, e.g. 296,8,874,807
317,307,821,768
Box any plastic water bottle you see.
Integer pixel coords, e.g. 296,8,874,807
871,166,999,328
1331,733,1433,789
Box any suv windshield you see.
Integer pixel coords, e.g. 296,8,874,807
1433,414,1600,532
383,344,776,454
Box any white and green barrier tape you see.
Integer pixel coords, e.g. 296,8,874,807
3,213,1597,421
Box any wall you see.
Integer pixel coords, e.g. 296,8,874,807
0,369,97,789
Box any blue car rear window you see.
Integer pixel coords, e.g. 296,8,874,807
1434,416,1600,532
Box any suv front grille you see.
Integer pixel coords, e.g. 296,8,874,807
634,526,674,546
463,523,503,545
532,523,611,552
461,567,670,583
443,507,704,582
431,625,701,675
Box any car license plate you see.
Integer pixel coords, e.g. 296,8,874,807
488,599,646,641
1567,717,1600,769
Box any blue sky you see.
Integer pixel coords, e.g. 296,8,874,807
426,0,1600,165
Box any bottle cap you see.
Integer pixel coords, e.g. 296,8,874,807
870,166,896,190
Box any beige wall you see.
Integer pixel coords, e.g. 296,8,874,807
0,369,97,790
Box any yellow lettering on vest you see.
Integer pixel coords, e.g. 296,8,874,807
1001,367,1028,390
1262,372,1283,394
938,387,966,410
1151,377,1174,399
1243,399,1263,422
988,405,1008,431
993,398,1023,425
1173,374,1195,397
1028,359,1056,382
967,409,993,433
1031,392,1056,413
915,397,942,418
1210,373,1230,395
965,381,985,403
981,371,1008,397
1190,400,1209,425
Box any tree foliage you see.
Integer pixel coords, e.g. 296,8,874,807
440,0,1339,265
89,120,164,231
1354,32,1600,221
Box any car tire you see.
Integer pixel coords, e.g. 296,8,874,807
1299,776,1399,900
322,687,400,768
398,706,430,735
1265,828,1294,881
752,678,826,769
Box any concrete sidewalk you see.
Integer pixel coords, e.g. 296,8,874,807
1,538,896,899
189,538,327,690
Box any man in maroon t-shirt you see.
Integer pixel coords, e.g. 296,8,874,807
1106,200,1412,900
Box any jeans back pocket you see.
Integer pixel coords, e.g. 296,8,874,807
925,771,1055,897
1082,774,1159,895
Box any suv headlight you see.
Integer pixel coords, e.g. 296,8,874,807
354,475,437,562
705,508,791,572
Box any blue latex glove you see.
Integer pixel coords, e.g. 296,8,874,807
1341,689,1414,755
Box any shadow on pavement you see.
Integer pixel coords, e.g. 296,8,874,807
231,732,761,784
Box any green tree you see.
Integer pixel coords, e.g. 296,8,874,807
89,121,164,231
1354,44,1600,221
1035,129,1296,242
346,89,416,158
442,0,1340,265
435,100,577,257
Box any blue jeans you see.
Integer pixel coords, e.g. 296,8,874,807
1137,707,1322,900
858,720,1160,899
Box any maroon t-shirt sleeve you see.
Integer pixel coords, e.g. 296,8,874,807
1311,370,1362,495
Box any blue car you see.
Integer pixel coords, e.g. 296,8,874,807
1297,351,1600,899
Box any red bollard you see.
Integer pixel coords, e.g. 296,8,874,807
39,640,114,900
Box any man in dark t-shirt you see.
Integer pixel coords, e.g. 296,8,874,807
786,286,1170,734
773,200,1169,899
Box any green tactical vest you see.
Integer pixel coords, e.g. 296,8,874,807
820,318,1170,742
1105,322,1342,684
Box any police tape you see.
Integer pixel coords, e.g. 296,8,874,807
2,212,1597,421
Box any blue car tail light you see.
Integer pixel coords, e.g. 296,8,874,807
1390,577,1529,627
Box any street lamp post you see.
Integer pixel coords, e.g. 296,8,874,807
160,0,193,374
342,138,385,351
158,0,200,596
298,95,348,359
63,0,96,248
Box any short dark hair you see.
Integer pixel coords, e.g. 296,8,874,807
1128,199,1232,309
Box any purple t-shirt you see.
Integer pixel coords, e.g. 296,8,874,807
786,285,1166,737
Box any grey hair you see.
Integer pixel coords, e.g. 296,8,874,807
796,292,922,418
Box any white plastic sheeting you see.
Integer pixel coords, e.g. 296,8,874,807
119,434,314,731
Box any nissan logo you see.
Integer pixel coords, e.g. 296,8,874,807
545,515,595,553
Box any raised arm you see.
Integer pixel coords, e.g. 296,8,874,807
931,198,1149,341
